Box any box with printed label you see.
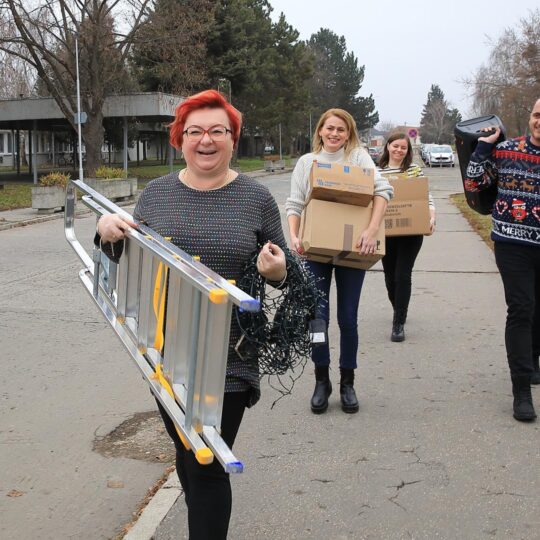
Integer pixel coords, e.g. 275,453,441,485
382,175,431,236
300,199,385,270
308,161,374,207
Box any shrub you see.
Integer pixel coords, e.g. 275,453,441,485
39,171,71,188
93,166,127,180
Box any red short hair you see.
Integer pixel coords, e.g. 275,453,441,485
169,89,242,149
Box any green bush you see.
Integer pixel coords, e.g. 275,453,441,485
94,166,127,180
39,171,71,188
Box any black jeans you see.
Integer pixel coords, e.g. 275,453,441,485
157,391,249,540
381,235,424,312
494,241,540,376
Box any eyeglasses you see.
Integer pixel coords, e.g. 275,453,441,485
182,125,232,142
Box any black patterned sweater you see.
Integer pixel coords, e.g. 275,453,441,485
103,172,287,407
465,137,540,247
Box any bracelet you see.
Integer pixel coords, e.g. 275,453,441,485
274,269,288,288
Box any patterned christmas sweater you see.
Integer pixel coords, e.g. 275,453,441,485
465,136,540,247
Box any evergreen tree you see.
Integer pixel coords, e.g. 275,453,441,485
131,0,216,95
307,29,378,131
206,0,312,156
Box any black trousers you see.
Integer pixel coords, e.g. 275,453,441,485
157,391,249,540
381,235,424,312
494,241,540,376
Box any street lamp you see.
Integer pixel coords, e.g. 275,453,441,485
74,31,84,182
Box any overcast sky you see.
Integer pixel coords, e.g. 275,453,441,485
268,0,538,127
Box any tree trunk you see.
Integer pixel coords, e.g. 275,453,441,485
247,134,256,157
82,111,105,176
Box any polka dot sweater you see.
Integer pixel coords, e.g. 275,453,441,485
133,172,287,406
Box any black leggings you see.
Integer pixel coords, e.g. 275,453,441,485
157,391,249,540
382,235,424,312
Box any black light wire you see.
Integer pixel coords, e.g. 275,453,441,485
234,247,325,402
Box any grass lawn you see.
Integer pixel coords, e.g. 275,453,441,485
0,184,32,211
449,193,493,250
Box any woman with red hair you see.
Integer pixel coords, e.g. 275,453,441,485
96,89,287,539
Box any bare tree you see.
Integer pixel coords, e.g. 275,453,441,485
0,14,36,98
0,0,152,174
467,9,540,136
378,120,396,137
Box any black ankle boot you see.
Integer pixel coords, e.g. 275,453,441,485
340,368,359,413
391,309,407,342
531,357,540,385
311,365,332,414
511,375,537,421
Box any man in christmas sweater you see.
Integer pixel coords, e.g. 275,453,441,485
465,98,540,422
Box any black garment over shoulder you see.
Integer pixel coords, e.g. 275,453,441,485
100,172,286,406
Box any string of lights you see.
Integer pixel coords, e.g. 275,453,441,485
234,247,325,397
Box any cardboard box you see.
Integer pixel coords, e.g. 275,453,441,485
308,161,374,207
383,176,431,236
300,199,385,270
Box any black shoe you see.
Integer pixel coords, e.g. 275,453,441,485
339,368,359,413
311,366,332,414
532,357,540,385
512,375,537,422
391,322,405,342
391,309,407,342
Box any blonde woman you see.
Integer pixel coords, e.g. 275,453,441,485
286,108,393,414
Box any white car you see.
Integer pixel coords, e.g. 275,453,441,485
420,144,433,163
427,144,455,167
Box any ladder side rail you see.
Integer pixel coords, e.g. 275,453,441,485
65,182,93,270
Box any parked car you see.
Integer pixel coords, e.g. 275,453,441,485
368,146,383,165
426,144,455,167
420,144,433,163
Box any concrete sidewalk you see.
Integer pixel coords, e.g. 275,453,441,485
139,170,539,540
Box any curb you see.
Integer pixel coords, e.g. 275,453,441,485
123,471,181,540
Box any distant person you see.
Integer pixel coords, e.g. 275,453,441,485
285,108,393,414
465,98,540,422
377,132,436,342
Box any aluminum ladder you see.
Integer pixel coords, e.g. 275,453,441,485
65,179,260,473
